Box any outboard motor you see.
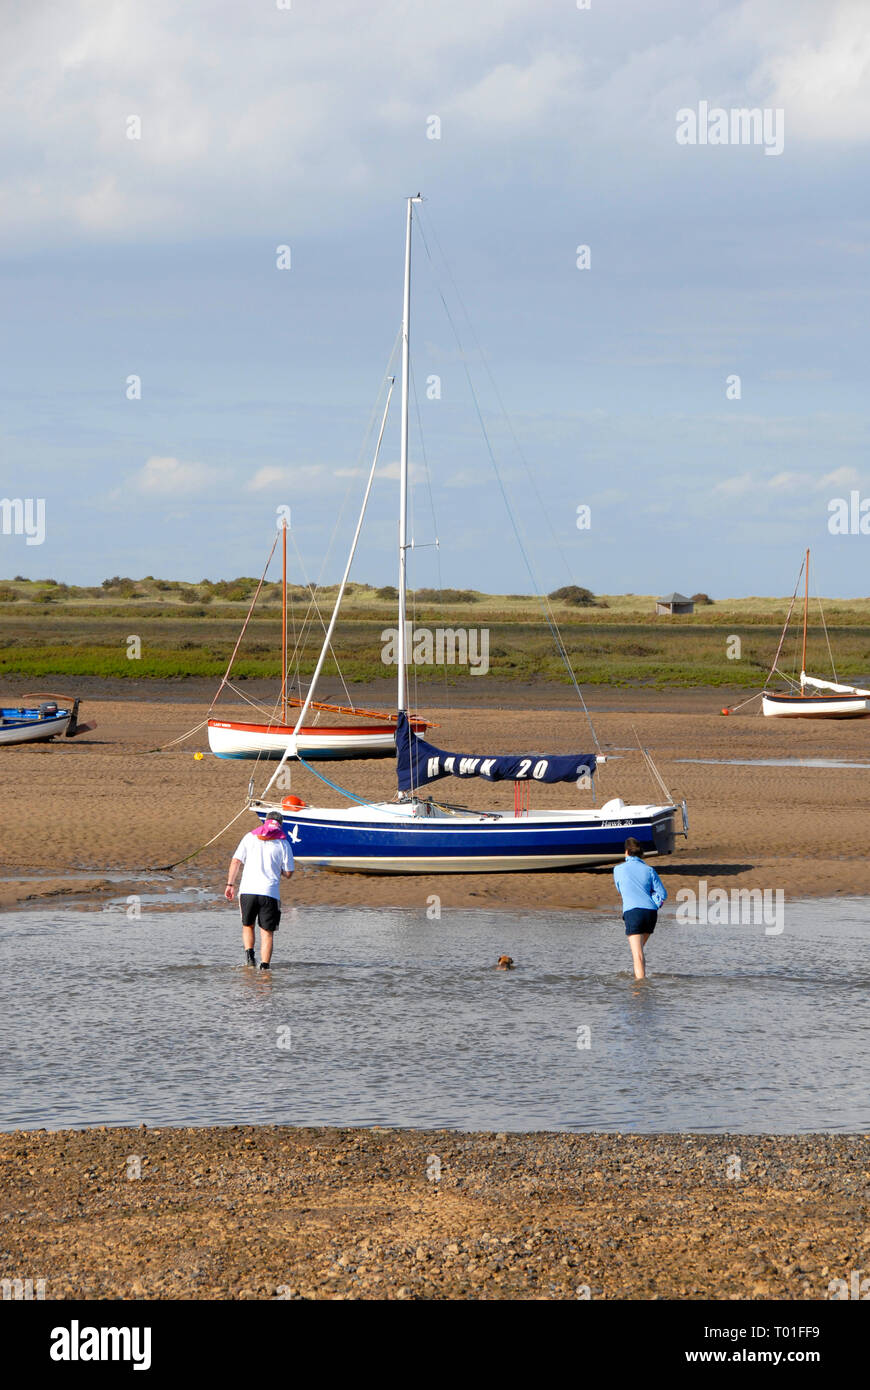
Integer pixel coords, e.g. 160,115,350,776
39,702,58,718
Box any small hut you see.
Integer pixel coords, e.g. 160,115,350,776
655,592,694,616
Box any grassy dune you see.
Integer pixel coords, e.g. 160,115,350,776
2,578,870,688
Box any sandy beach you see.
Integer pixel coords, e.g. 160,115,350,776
2,680,870,911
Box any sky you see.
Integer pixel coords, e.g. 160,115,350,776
1,0,869,598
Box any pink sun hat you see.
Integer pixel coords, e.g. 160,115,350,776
253,813,286,840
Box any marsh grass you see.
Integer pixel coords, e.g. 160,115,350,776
3,592,870,688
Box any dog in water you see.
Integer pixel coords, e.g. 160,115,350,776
496,955,515,970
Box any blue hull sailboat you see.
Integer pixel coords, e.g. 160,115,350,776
249,197,687,873
251,796,680,874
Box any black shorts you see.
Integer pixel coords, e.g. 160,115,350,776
239,893,281,932
623,907,657,936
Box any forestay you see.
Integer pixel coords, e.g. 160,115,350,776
395,711,597,791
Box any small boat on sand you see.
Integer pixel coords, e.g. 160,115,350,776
206,498,432,760
762,550,870,718
0,694,91,746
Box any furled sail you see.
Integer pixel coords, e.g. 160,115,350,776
801,672,870,696
395,711,597,792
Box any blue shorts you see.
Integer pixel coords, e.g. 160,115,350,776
623,908,657,936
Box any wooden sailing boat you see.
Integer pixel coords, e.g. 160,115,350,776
246,195,686,872
762,549,870,718
207,391,431,760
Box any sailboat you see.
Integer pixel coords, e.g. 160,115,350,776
762,549,870,718
207,420,431,761
247,196,687,872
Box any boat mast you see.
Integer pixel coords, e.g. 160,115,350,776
801,546,809,692
281,518,288,725
397,195,422,714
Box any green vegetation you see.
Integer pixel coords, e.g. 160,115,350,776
547,585,604,608
411,588,481,605
2,576,870,687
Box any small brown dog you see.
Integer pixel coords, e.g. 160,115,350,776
496,955,515,970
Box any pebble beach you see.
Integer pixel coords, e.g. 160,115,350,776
2,1127,867,1300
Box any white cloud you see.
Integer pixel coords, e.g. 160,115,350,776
249,465,325,491
714,463,864,502
377,460,427,482
133,455,221,495
714,472,755,497
450,53,581,129
760,0,870,141
815,466,860,490
3,0,867,251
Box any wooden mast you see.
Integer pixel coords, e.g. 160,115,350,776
801,546,809,695
281,519,288,725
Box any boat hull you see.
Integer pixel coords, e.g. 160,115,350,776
207,720,410,760
249,798,680,873
762,694,870,719
0,706,76,745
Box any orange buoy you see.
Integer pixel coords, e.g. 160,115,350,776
282,795,307,810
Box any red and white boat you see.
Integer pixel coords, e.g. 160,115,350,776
207,705,430,760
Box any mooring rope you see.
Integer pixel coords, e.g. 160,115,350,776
149,804,251,872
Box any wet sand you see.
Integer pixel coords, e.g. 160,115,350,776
1,1126,865,1300
2,682,870,910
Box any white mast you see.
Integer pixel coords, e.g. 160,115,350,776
397,194,422,714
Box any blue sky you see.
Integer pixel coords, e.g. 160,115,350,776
1,0,869,598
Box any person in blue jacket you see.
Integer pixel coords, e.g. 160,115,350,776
613,837,667,980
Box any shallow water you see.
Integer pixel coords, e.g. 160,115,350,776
675,757,870,769
0,899,867,1134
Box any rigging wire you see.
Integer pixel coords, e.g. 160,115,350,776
275,334,405,723
418,209,582,592
414,209,601,752
765,559,804,691
814,572,838,682
287,529,355,711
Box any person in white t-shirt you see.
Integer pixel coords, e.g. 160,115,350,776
225,813,294,970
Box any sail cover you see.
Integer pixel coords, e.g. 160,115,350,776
395,711,597,791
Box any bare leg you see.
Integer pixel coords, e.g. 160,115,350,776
628,933,646,980
260,928,274,965
242,923,254,951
